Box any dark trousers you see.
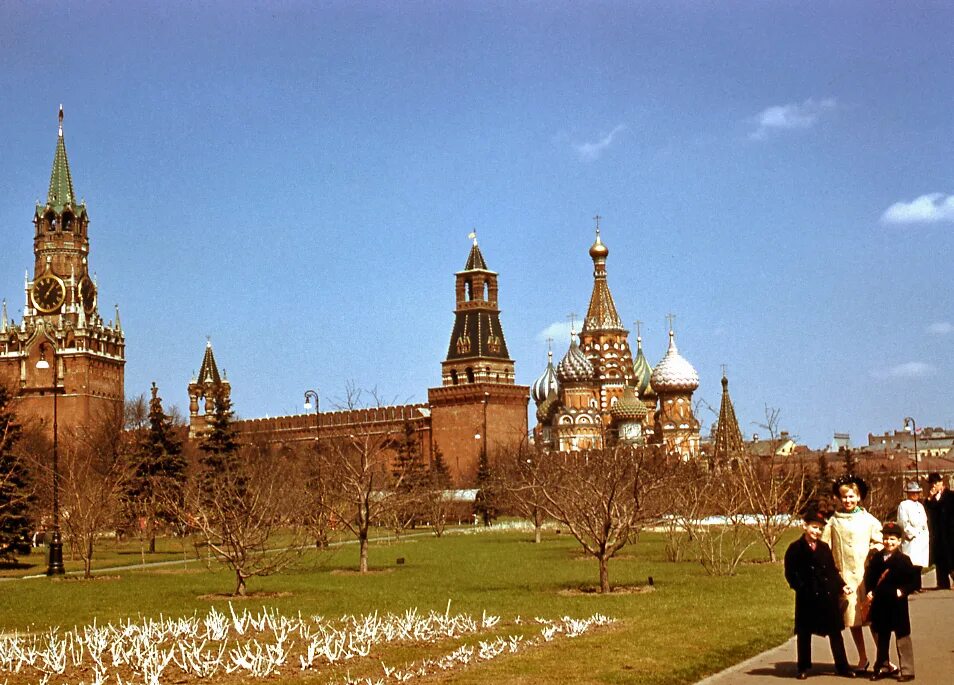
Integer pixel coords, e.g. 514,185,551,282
937,560,952,589
796,630,850,673
873,630,914,676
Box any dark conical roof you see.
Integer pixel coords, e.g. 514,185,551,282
713,372,744,462
465,242,489,271
198,340,225,385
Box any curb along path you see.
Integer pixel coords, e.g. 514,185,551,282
697,568,953,684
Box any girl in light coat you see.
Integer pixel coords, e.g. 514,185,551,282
822,474,882,672
896,481,929,591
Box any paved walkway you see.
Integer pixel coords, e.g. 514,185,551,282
697,568,954,684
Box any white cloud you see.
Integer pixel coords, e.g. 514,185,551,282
928,321,953,335
881,193,954,224
749,97,836,140
574,124,626,161
874,362,934,379
537,321,573,344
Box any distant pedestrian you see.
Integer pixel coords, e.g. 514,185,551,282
823,474,883,672
896,481,929,592
924,472,954,590
784,509,857,680
865,522,918,681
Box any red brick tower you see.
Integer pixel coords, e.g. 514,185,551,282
1,107,125,431
428,236,529,485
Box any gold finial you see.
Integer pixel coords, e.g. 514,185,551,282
467,229,477,245
546,336,553,361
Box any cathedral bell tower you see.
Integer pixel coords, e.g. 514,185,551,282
428,235,529,485
1,107,125,429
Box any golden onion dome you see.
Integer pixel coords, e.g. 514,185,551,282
589,230,609,259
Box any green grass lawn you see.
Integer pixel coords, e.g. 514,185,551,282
0,526,798,684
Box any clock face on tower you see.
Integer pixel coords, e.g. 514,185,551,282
31,274,66,313
78,275,97,313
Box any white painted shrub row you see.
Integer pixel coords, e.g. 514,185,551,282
0,605,614,685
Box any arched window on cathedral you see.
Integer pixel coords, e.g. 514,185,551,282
466,367,475,383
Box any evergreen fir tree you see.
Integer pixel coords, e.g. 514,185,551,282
0,386,33,561
198,384,242,499
429,444,451,490
474,448,496,526
128,383,186,552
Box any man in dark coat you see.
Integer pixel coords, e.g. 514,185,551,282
924,472,954,589
865,521,918,681
784,509,856,679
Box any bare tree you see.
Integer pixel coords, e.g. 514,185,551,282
183,439,310,595
495,441,550,543
736,407,810,562
694,468,757,576
60,404,136,578
536,445,672,593
315,385,415,573
424,443,452,537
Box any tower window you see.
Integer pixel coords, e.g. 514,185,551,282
466,367,475,383
450,370,459,385
483,281,489,301
465,280,472,301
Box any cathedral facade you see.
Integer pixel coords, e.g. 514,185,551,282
531,227,701,459
1,108,125,433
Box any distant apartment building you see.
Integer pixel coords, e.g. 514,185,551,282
868,428,954,457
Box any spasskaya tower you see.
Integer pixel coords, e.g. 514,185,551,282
0,107,125,429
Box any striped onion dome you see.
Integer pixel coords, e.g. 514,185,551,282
556,337,595,382
531,349,560,405
632,335,655,398
650,330,699,392
611,385,648,421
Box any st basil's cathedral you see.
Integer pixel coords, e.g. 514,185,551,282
531,225,701,459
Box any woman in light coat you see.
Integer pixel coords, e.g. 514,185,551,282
897,480,929,591
822,474,883,672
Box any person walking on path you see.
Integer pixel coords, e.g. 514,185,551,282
822,474,882,672
865,522,918,681
924,472,954,590
896,481,929,592
784,509,857,680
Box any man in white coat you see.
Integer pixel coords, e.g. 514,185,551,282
897,481,929,592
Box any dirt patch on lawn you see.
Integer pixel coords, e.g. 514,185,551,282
198,591,293,601
329,567,395,576
558,584,655,596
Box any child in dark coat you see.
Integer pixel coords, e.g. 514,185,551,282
784,509,856,679
866,521,917,681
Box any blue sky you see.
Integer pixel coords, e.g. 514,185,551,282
1,1,952,448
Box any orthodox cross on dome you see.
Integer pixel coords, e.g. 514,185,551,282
566,312,579,336
721,363,728,378
593,213,601,233
666,312,676,333
634,319,643,339
468,228,477,245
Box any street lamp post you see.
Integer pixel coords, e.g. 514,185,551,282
903,416,920,483
36,344,65,576
303,389,320,438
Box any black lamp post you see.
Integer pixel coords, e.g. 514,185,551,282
36,344,65,576
903,416,920,483
303,389,320,438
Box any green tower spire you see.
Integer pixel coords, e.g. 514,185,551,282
46,105,76,213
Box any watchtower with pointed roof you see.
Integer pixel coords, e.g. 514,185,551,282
428,236,529,485
188,340,231,438
1,107,125,431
